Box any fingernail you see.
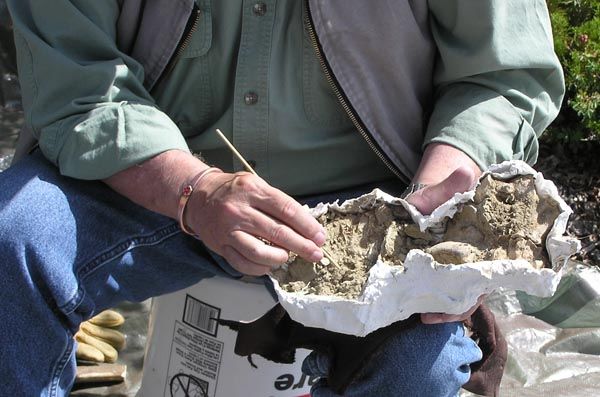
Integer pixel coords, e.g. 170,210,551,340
313,231,326,246
310,249,324,263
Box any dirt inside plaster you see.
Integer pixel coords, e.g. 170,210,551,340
271,175,561,299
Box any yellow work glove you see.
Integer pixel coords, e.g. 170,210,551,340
75,309,126,364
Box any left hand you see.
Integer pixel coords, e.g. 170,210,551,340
405,143,483,324
406,166,477,215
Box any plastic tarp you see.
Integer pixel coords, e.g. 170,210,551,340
462,260,600,397
0,152,11,169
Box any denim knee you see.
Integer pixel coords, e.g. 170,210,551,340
303,321,483,397
417,322,483,395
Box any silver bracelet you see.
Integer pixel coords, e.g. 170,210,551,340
400,182,428,199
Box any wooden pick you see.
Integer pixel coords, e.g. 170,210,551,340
319,247,339,268
215,129,258,175
214,129,338,268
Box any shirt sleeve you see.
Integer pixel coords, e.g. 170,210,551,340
7,0,189,180
425,0,565,169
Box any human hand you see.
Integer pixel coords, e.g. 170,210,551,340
406,166,477,215
406,142,481,215
406,143,484,323
407,167,484,323
186,171,326,276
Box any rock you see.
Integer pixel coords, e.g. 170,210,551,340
426,241,482,265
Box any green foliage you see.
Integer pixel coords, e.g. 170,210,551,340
547,0,600,140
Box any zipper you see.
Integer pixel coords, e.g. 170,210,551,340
151,6,202,92
303,0,405,180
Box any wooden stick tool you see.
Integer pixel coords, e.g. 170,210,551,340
215,129,338,268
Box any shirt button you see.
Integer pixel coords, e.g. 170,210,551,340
252,3,267,16
244,92,259,105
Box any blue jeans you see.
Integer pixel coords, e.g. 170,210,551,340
0,152,482,396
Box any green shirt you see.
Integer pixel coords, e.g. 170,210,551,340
9,0,563,196
153,0,394,195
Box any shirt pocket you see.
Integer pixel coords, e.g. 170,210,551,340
181,0,213,59
302,21,351,127
167,0,214,133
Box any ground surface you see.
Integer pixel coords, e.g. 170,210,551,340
536,138,600,266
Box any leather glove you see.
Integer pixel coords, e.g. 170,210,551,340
463,304,508,397
75,309,126,364
219,303,507,396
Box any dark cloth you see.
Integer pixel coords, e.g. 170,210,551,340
219,303,507,396
463,304,508,397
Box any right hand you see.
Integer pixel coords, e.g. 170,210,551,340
186,171,326,276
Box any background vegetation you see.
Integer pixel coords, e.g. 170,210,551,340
547,0,600,141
